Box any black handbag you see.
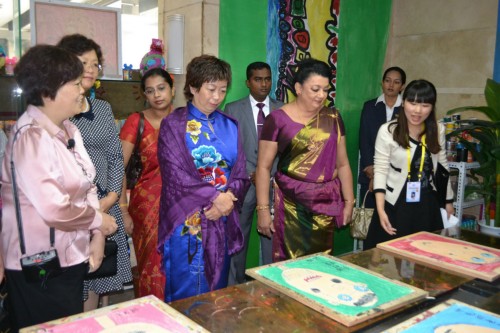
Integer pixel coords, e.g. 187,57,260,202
86,239,118,279
125,112,145,190
434,163,450,209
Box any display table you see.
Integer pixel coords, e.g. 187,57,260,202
170,228,499,332
22,228,498,332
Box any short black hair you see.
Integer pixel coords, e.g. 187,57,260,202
383,66,406,85
183,55,232,101
294,58,331,85
246,62,271,80
141,68,174,92
14,45,83,106
57,34,103,65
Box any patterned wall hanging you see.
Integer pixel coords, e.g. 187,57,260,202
268,0,340,107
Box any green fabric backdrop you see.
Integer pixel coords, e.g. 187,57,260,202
219,0,392,263
336,0,393,171
219,1,269,268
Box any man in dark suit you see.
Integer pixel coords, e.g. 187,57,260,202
358,66,406,208
225,62,283,285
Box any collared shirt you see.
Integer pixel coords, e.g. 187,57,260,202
375,93,402,122
1,105,102,270
249,95,270,133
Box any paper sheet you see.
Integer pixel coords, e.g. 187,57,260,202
441,208,460,228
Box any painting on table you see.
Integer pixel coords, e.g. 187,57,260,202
383,299,500,332
20,295,209,333
377,231,500,282
246,253,428,327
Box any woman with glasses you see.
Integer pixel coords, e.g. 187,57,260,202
57,34,132,310
119,67,174,299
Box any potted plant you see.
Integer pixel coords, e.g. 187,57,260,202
446,78,500,231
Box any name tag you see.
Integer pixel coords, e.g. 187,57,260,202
406,181,421,203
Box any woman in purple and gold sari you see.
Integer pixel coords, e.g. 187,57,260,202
256,58,354,262
158,55,250,302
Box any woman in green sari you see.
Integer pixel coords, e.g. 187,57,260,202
255,58,354,262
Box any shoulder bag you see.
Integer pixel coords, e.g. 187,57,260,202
11,125,62,285
125,112,145,190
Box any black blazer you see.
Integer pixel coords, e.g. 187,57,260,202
358,98,400,185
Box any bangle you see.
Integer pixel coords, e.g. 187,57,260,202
119,203,128,208
344,199,356,204
256,204,270,211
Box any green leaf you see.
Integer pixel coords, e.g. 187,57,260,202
191,135,199,144
181,226,189,236
485,78,500,119
203,132,210,140
218,160,228,168
445,78,500,226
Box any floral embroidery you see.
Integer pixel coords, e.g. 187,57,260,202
192,145,228,190
181,211,202,241
186,120,209,144
198,166,228,189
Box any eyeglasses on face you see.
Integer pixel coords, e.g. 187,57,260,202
81,61,103,72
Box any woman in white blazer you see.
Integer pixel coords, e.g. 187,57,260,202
364,80,454,249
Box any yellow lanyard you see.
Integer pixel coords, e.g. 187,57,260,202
407,134,426,181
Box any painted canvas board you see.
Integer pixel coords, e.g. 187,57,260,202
383,299,500,332
246,253,428,327
377,231,500,282
20,295,209,333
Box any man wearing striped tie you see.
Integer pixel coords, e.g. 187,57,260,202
224,62,283,285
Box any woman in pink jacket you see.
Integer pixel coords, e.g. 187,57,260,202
0,45,117,330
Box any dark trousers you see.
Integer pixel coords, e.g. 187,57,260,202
6,262,86,331
228,184,273,285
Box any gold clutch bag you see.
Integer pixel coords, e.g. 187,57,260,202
350,191,374,240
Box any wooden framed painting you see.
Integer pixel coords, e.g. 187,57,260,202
20,295,209,333
377,231,500,282
383,299,500,332
30,0,122,78
246,253,428,327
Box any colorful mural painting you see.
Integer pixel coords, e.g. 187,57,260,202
220,0,393,256
268,0,340,106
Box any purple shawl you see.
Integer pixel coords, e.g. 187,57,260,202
157,106,249,290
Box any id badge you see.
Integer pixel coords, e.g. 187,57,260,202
406,181,421,202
